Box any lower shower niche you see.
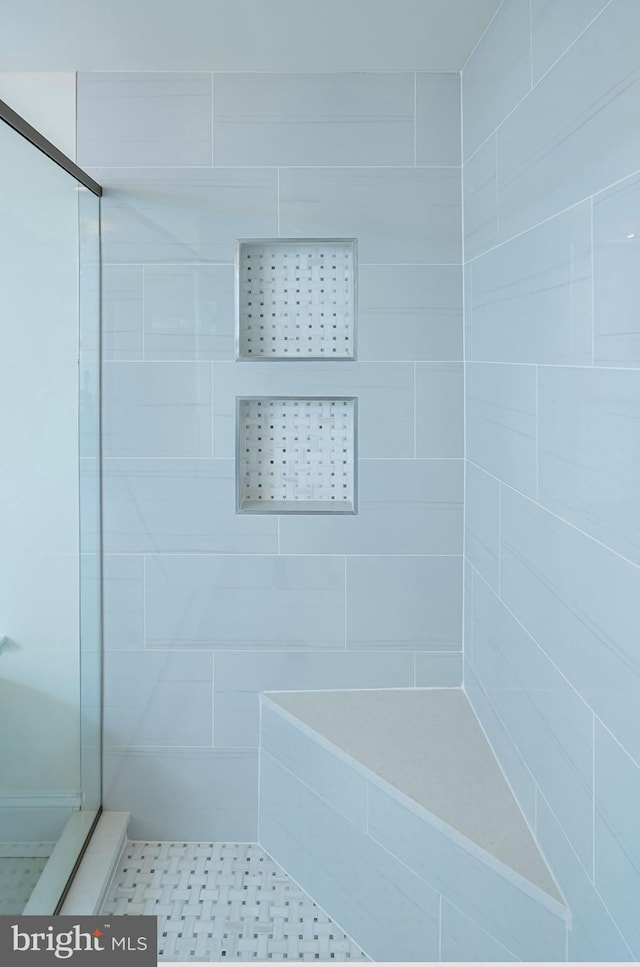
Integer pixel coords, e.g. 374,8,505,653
236,397,357,514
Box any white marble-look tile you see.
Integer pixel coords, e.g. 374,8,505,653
357,264,462,361
416,73,461,165
470,201,592,364
531,0,611,83
471,575,594,872
145,555,345,649
500,486,640,767
538,366,640,567
462,0,531,161
213,650,414,748
102,361,212,458
279,167,461,264
440,899,519,962
103,650,212,747
497,0,640,240
279,459,463,555
95,167,278,264
346,555,462,650
260,701,368,829
102,554,144,651
211,72,414,166
102,265,143,360
103,747,258,842
102,459,277,554
536,792,634,961
77,72,212,167
594,722,640,958
465,462,500,591
466,363,537,497
593,170,640,367
211,360,414,459
463,135,498,260
415,362,464,457
259,751,440,962
143,264,234,360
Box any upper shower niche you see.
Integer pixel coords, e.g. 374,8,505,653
235,238,357,360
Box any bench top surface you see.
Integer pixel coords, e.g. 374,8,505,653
266,687,562,902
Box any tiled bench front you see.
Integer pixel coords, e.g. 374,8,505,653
258,688,569,962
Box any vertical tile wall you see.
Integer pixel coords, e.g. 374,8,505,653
463,0,640,959
76,70,464,840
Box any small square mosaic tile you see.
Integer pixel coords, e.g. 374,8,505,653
0,843,54,915
102,842,370,962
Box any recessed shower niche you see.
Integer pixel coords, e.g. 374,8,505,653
236,397,357,514
235,239,357,359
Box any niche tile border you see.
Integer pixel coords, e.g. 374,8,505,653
235,239,357,360
236,396,358,515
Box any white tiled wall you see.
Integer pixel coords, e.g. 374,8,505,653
77,70,464,842
463,0,640,959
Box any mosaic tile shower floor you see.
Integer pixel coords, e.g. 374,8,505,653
102,842,370,962
0,843,54,914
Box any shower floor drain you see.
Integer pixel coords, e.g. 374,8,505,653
102,841,370,962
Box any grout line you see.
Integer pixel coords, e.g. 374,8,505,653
531,0,614,89
467,459,640,573
460,0,507,75
590,196,595,366
211,651,215,747
413,72,417,166
210,72,214,166
498,481,502,598
413,362,417,457
344,557,348,650
141,265,145,359
142,555,146,648
535,364,539,502
592,711,596,884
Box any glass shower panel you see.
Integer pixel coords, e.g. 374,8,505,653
0,109,102,914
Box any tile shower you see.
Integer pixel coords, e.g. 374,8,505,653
75,0,640,959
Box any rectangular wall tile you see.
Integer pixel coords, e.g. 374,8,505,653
357,264,462,361
463,135,498,260
465,661,537,831
440,899,519,962
536,793,634,961
471,202,592,364
465,462,500,591
538,366,640,566
466,363,537,497
497,0,640,239
415,652,463,687
260,701,368,829
279,459,463,555
102,362,212,458
367,783,566,961
259,752,440,962
145,555,345,649
416,73,461,165
104,747,257,841
94,167,278,264
500,487,640,767
102,554,144,651
102,265,143,360
471,575,593,872
531,0,611,83
593,171,640,367
211,72,414,166
595,722,640,958
103,650,212,747
77,72,212,167
346,555,462,650
279,167,461,264
462,0,531,161
416,362,464,457
143,264,234,360
214,650,414,747
102,459,277,554
212,360,414,459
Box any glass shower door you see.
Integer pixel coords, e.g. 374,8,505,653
0,102,102,914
